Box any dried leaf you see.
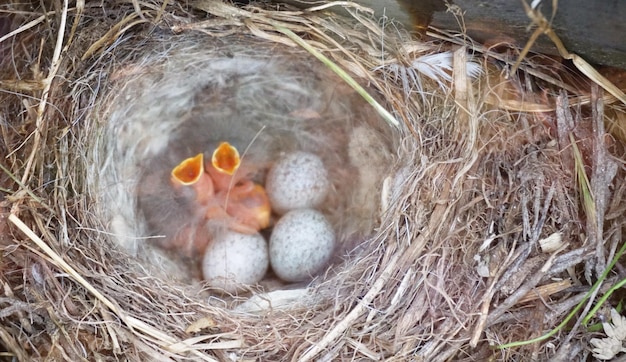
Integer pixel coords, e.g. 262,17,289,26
185,316,218,334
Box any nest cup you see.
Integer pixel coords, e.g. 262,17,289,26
92,33,396,283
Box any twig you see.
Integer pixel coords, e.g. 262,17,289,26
514,0,626,105
305,1,375,14
0,12,51,44
272,24,400,129
8,214,225,361
10,0,68,216
0,162,54,214
497,239,626,349
300,253,400,361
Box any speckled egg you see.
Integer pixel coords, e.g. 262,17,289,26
202,231,269,292
269,209,335,282
265,151,330,214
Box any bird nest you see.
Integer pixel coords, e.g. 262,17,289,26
2,1,626,361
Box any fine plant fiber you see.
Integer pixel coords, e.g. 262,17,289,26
1,1,626,361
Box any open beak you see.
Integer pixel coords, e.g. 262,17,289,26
171,153,205,185
211,142,241,175
171,153,214,205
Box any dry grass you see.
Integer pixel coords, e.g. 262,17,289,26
1,0,626,361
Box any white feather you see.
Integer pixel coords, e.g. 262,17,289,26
377,51,482,92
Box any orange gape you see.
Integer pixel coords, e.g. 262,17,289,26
169,143,271,254
212,142,240,174
171,153,215,206
207,141,241,191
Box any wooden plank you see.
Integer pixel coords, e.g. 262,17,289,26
283,0,626,69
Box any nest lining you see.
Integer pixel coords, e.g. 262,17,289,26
1,0,626,361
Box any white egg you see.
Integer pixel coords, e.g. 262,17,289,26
265,151,330,214
202,231,269,292
269,209,335,282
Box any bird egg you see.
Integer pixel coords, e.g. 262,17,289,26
265,151,329,214
202,231,269,292
269,209,335,282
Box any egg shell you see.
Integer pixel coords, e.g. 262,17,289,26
202,231,269,292
269,209,335,282
265,151,330,214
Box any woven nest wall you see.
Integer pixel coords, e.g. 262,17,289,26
2,1,626,361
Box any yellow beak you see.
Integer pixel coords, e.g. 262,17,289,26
211,142,241,175
171,153,215,205
171,153,204,185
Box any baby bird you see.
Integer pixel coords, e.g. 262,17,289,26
169,142,271,254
